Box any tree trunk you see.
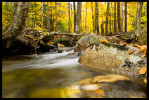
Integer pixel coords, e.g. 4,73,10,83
91,2,95,33
73,2,76,33
120,2,123,32
95,2,99,35
135,2,142,37
54,2,57,32
117,2,121,33
32,5,33,28
125,2,127,32
76,2,82,34
27,15,29,28
112,2,114,33
105,2,110,35
117,2,120,32
2,2,30,48
34,2,36,28
101,21,104,35
50,3,54,32
110,3,112,33
70,4,73,33
110,12,111,33
41,2,43,30
137,25,147,45
68,2,70,33
85,2,88,33
47,2,50,33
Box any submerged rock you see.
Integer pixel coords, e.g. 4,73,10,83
57,50,63,53
74,73,146,98
80,84,100,91
93,74,130,83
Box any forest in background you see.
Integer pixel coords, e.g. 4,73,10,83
2,2,147,34
2,2,147,56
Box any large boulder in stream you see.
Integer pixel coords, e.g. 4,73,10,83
74,34,107,53
77,35,147,82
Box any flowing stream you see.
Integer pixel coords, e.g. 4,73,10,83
2,47,146,98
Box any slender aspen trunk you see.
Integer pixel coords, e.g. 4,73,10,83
85,2,88,33
135,2,142,37
91,2,95,33
41,2,43,30
47,2,50,33
125,2,127,32
95,2,99,35
73,2,76,33
76,2,82,34
117,2,121,32
105,2,110,35
68,2,70,33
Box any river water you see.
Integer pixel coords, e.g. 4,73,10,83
2,47,146,98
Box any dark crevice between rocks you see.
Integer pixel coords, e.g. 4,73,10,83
101,42,128,51
2,41,35,56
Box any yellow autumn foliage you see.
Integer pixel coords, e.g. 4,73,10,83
2,2,147,34
48,41,54,45
59,43,65,47
25,35,34,39
139,45,147,54
139,66,147,75
99,39,110,43
93,89,105,97
133,44,147,58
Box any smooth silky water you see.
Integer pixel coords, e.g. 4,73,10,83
2,47,146,98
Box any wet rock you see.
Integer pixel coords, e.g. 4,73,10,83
106,36,121,43
119,63,128,68
37,44,54,53
78,78,93,85
80,84,100,91
32,54,39,59
93,74,130,83
54,36,80,47
136,60,146,67
57,50,63,53
78,44,126,73
124,59,133,67
76,33,147,80
77,52,82,56
128,55,142,64
78,43,146,79
127,49,136,55
74,35,107,52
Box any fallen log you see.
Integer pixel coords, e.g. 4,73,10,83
38,32,85,41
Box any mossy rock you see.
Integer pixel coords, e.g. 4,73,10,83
75,35,107,52
55,36,71,43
